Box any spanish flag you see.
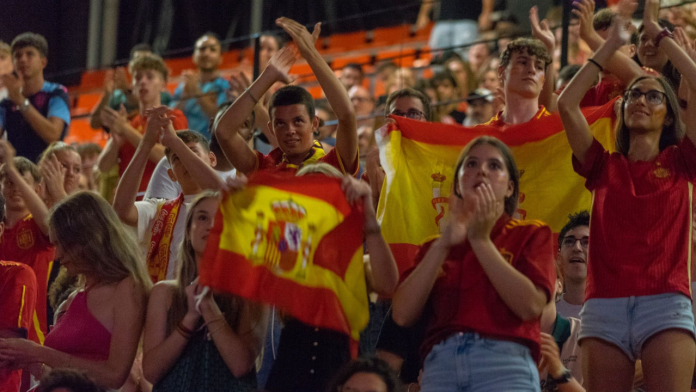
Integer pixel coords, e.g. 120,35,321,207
199,172,368,344
377,99,617,272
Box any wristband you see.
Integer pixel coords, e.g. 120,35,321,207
550,368,573,384
587,58,604,72
653,28,674,48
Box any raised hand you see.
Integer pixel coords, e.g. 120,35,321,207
674,27,696,61
341,175,379,232
264,45,298,85
617,0,639,19
1,73,24,106
0,140,16,167
40,154,67,200
605,10,632,48
222,172,248,193
103,69,115,95
440,193,473,248
643,0,663,39
276,17,321,56
182,70,202,98
572,0,596,42
466,183,504,241
227,71,253,101
114,67,129,91
144,106,173,147
530,6,555,52
100,105,128,134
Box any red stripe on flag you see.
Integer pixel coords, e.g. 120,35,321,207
384,98,617,147
248,172,352,216
199,246,353,339
313,205,365,279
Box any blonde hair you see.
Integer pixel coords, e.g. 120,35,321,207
38,141,80,164
48,192,151,292
168,191,260,335
296,163,343,178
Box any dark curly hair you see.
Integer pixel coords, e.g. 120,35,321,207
499,37,552,72
558,210,590,249
39,368,104,392
326,357,401,392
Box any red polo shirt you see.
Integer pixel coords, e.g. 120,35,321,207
0,261,37,392
0,215,54,344
406,216,556,361
573,137,696,300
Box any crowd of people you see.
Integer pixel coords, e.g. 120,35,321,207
1,0,696,391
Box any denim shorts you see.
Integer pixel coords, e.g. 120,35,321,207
420,332,540,392
579,293,695,361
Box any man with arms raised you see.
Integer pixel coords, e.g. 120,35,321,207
215,18,358,176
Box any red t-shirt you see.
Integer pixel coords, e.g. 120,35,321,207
253,141,359,176
118,109,188,196
0,261,37,392
573,138,696,300
405,216,556,361
0,215,54,343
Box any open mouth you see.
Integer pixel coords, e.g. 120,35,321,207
569,257,585,264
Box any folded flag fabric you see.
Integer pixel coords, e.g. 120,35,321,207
199,172,368,344
376,100,617,273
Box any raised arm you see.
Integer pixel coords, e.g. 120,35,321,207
575,0,644,85
112,107,164,226
644,0,696,144
531,6,559,113
97,134,124,173
277,18,359,174
673,28,696,145
342,176,398,296
159,117,226,191
215,46,296,175
558,15,630,164
0,142,49,235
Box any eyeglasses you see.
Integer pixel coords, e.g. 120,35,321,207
561,236,589,249
339,387,382,392
391,109,425,120
623,89,667,106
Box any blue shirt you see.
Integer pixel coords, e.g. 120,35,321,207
0,81,70,162
171,76,229,139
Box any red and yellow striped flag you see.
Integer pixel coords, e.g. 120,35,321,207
199,172,368,344
376,100,617,272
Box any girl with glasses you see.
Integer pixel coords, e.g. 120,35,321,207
557,0,696,390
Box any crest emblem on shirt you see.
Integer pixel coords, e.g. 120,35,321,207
17,228,34,250
499,248,514,264
431,172,448,229
653,162,670,179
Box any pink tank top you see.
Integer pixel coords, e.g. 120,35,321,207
44,290,111,361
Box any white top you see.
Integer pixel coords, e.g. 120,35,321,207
135,194,198,280
144,157,236,200
556,294,583,320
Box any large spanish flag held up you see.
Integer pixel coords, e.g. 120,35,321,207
199,172,368,346
376,99,618,273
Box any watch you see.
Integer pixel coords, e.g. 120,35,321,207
653,27,674,48
550,368,573,384
18,98,30,112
